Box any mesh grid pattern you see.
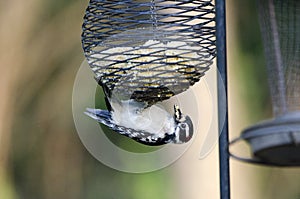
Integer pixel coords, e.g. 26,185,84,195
258,0,300,115
82,0,215,104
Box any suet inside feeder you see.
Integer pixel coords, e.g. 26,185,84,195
82,0,216,105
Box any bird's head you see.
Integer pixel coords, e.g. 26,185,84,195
173,105,194,144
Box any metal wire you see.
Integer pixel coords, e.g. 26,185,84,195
215,0,230,198
82,0,216,105
229,132,300,167
258,0,300,115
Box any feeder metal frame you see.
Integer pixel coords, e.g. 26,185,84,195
82,0,216,105
215,0,230,198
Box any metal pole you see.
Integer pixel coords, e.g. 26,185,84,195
215,0,230,199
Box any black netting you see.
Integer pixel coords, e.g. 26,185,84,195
82,0,215,104
258,0,300,116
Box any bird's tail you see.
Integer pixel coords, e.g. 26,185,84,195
84,108,112,127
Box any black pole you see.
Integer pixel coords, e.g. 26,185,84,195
215,0,230,199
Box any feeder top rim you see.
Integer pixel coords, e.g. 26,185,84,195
241,111,300,135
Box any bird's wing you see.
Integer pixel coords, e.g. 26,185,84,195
84,108,175,146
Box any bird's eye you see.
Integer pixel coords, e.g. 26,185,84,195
180,123,186,128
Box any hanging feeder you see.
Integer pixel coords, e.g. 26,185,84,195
81,0,216,105
230,0,300,166
79,0,231,196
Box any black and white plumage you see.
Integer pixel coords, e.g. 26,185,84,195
85,98,193,146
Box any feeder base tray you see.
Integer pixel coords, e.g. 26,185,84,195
242,112,300,166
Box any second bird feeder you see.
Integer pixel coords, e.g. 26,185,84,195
231,0,300,166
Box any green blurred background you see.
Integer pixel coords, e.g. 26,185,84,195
0,0,299,199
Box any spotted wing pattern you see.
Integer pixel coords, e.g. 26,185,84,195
84,108,175,146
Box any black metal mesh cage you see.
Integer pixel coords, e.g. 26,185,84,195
82,0,216,104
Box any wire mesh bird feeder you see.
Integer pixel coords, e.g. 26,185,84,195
230,0,300,166
81,0,233,197
82,0,216,105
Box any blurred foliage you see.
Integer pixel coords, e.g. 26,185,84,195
231,0,272,122
0,0,173,199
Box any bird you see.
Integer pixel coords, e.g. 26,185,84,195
84,98,194,146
